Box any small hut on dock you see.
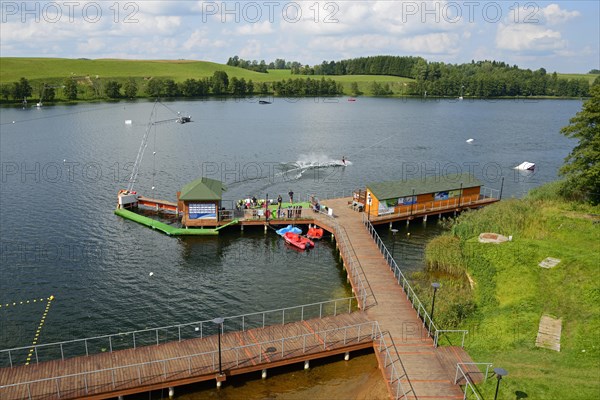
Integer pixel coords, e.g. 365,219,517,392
177,177,226,227
364,173,485,218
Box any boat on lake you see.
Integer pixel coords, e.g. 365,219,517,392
259,100,272,104
306,226,324,239
283,232,314,250
277,225,302,236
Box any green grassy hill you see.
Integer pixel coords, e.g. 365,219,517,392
557,73,598,84
0,57,414,95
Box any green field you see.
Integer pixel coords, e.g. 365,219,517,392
557,73,598,84
417,182,600,398
0,57,414,94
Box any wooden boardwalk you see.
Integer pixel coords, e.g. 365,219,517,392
2,196,485,400
0,313,374,400
320,198,474,399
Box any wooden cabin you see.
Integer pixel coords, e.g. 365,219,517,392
364,173,484,217
178,177,226,227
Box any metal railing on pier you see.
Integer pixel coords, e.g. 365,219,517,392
361,214,468,346
0,321,413,400
0,298,358,368
454,362,493,399
313,211,377,311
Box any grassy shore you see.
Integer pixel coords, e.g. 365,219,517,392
415,182,600,398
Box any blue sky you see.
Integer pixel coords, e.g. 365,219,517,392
1,1,598,73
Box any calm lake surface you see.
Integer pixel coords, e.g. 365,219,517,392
0,97,581,397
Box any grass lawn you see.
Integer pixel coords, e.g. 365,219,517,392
417,185,600,398
0,57,413,88
557,73,598,84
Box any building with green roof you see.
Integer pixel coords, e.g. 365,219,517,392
364,173,485,217
177,177,227,227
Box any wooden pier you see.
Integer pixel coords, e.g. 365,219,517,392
3,194,496,399
0,313,375,400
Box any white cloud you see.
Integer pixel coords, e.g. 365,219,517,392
235,21,273,35
495,4,580,53
183,30,228,51
496,23,566,52
238,40,262,59
542,4,580,25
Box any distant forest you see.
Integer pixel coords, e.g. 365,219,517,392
293,56,596,97
226,56,303,73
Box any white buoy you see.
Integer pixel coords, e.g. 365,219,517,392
466,138,474,143
12,121,16,124
149,272,154,276
152,186,155,190
304,360,310,370
194,327,200,332
63,159,66,162
262,369,267,379
125,120,132,125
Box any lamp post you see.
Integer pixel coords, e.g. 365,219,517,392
391,229,399,259
493,367,508,400
212,317,225,375
430,282,441,326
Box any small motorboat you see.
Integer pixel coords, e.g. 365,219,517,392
259,100,272,104
277,225,302,236
348,98,356,102
307,226,324,240
283,232,314,250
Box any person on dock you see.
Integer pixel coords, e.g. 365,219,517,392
288,190,294,204
277,194,282,208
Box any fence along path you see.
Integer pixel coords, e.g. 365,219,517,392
0,312,375,400
320,198,465,399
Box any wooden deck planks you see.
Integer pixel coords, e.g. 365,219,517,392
322,198,466,399
1,196,491,400
0,313,372,400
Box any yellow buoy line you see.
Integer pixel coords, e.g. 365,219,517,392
1,295,55,365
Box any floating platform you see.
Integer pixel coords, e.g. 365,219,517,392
114,209,237,235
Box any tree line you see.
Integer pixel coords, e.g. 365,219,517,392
295,56,598,97
226,56,303,73
0,71,342,102
292,55,424,77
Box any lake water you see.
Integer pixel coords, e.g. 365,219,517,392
0,97,581,397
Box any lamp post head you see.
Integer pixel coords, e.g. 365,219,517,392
494,367,508,380
391,229,399,235
431,282,441,291
212,317,225,325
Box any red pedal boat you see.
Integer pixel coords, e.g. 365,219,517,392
283,232,314,250
307,226,324,240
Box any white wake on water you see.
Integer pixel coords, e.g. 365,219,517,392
280,153,351,180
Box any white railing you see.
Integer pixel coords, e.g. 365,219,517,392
454,362,493,399
0,298,358,368
313,211,376,311
0,321,378,400
374,329,415,400
362,214,468,346
0,321,413,400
